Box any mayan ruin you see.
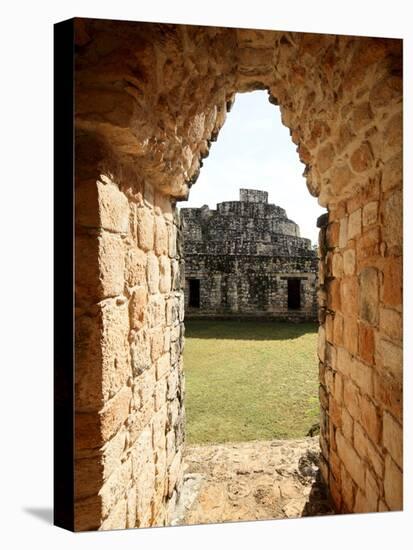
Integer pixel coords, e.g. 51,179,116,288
181,189,318,320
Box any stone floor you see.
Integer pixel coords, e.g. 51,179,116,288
171,437,334,526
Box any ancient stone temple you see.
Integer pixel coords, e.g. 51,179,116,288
181,189,318,320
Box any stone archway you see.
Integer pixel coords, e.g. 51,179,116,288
72,18,402,530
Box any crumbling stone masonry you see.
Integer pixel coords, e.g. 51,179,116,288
181,189,318,320
70,18,403,530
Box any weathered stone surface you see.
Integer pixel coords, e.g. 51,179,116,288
73,20,402,529
125,247,147,288
129,287,147,330
347,209,362,240
98,232,125,298
146,252,160,294
359,267,379,326
383,454,403,510
97,180,129,233
159,255,171,294
155,212,168,256
382,412,402,468
375,336,402,383
343,249,355,276
181,189,318,320
362,201,378,227
137,206,154,252
335,431,365,491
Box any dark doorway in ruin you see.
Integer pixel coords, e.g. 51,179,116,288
287,278,301,310
188,279,200,308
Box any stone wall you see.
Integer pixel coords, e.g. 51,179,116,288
181,189,318,320
75,168,186,530
73,18,403,529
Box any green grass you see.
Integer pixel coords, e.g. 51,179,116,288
183,320,319,445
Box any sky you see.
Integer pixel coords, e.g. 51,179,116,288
180,91,326,245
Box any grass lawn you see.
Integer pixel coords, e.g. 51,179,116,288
183,320,319,445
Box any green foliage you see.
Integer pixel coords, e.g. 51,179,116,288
183,320,319,444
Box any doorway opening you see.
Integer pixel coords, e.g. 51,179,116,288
188,278,200,308
179,90,329,523
288,278,301,310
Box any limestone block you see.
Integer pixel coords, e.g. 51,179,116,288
147,252,160,294
135,362,156,410
168,223,177,258
167,450,183,498
129,286,147,330
317,325,326,362
365,468,380,511
159,255,172,293
131,426,156,527
351,102,373,132
101,299,131,402
155,212,168,255
358,323,375,364
373,370,402,420
356,227,380,261
327,279,341,311
375,336,402,383
156,353,171,380
151,327,164,362
130,329,151,376
100,496,127,531
339,216,348,249
342,408,354,442
100,385,132,442
350,357,373,396
341,465,355,511
359,267,378,325
382,151,402,192
333,314,344,346
360,395,380,445
336,347,352,377
362,201,378,227
101,425,128,481
353,489,369,513
382,189,402,250
383,412,402,468
384,454,403,510
382,257,402,309
317,143,335,174
379,307,402,342
353,422,384,478
350,143,373,173
343,378,361,421
154,377,167,411
171,260,181,290
126,485,137,528
343,248,356,276
336,430,365,491
332,253,343,278
348,209,362,240
98,231,125,298
125,247,147,288
137,206,154,251
97,180,129,233
342,315,358,355
341,277,359,316
147,295,166,327
100,458,132,519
